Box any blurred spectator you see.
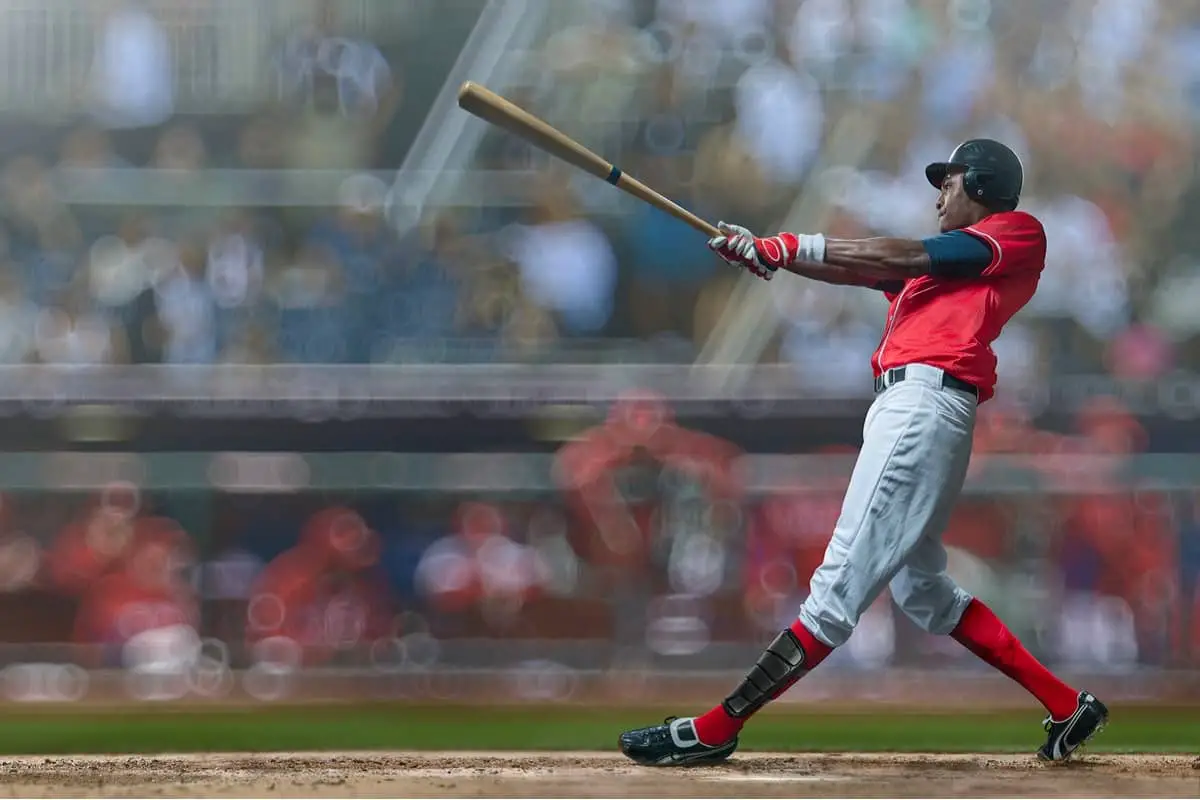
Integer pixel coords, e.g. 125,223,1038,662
414,501,548,632
202,537,264,604
59,127,129,172
1075,0,1160,121
918,25,996,132
33,275,125,366
268,233,349,364
622,155,716,342
779,299,880,396
277,0,400,171
556,391,741,565
1148,256,1200,343
39,486,198,669
86,0,174,133
746,446,850,631
538,7,644,153
71,518,198,659
206,212,269,355
1051,398,1176,664
371,213,469,358
150,124,219,237
1105,322,1176,382
57,127,130,244
302,174,399,357
1017,193,1130,344
523,507,582,599
991,321,1045,397
246,506,396,666
503,178,618,336
0,262,38,363
43,486,143,597
733,57,824,188
656,0,775,41
2,157,84,302
555,391,741,655
789,0,854,81
91,214,178,363
153,239,218,364
151,124,207,174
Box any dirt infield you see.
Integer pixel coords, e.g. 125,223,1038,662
0,752,1195,798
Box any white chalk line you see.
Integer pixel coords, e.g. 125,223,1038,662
702,773,849,783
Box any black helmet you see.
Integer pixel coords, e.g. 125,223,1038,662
925,138,1023,211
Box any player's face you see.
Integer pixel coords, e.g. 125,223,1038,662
935,171,973,232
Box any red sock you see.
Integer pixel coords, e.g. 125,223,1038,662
693,618,833,745
951,598,1079,720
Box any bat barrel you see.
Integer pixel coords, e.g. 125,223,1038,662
457,82,720,239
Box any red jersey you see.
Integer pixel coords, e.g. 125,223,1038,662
871,210,1046,402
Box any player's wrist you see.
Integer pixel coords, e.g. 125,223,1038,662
759,233,825,269
794,233,826,264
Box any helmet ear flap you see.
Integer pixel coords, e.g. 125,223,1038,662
963,168,987,200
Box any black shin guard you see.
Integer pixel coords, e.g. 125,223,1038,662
721,628,808,718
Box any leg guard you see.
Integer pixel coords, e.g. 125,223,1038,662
721,628,808,718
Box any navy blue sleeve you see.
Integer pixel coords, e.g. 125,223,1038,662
873,279,905,293
922,230,994,278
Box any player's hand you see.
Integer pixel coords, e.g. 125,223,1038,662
706,222,795,281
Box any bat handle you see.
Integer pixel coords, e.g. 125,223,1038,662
611,172,722,239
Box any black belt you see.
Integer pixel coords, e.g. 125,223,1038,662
874,366,979,398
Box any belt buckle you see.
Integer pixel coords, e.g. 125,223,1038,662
877,367,908,394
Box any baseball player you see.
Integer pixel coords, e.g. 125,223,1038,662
619,139,1109,766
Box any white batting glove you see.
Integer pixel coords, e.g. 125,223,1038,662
707,222,825,281
706,222,772,280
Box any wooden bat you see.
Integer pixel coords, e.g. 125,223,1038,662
457,81,720,239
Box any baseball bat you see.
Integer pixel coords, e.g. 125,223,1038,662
457,81,721,239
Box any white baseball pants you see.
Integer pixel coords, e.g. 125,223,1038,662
798,363,978,647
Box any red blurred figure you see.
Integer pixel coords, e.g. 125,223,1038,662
554,391,743,656
39,485,200,658
414,501,547,627
43,483,144,597
70,517,199,653
555,390,742,567
1053,398,1176,658
744,445,851,630
948,400,1086,563
1105,324,1174,382
245,506,395,666
970,399,1073,464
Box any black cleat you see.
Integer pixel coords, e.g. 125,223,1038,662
618,716,738,767
1037,691,1109,762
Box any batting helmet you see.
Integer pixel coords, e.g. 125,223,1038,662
925,138,1023,211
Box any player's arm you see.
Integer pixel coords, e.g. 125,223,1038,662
780,261,894,290
708,223,992,287
821,233,993,281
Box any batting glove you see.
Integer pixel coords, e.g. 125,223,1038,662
707,222,826,281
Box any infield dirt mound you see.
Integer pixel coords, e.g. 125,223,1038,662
0,751,1194,798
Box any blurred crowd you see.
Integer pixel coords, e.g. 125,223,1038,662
0,393,1194,679
1,0,1198,388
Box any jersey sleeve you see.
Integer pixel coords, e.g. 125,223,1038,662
922,230,994,278
962,211,1047,277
